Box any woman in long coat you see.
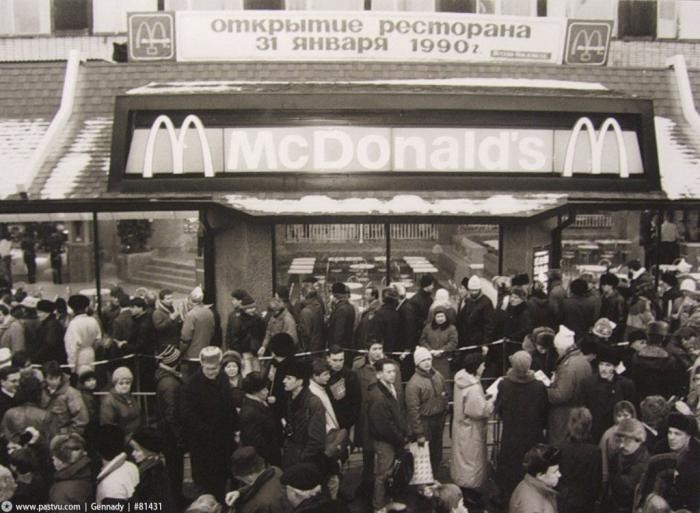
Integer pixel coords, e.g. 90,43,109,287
496,351,548,504
451,352,494,504
420,305,458,379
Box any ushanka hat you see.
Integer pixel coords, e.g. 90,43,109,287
67,294,90,312
616,418,646,442
599,273,619,288
512,273,530,287
36,300,54,313
280,463,322,491
331,282,348,295
592,318,616,339
199,346,222,366
668,412,698,437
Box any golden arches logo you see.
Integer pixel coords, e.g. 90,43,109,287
571,28,606,63
143,115,214,178
563,117,629,178
135,20,171,56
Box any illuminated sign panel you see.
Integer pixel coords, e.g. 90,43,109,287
124,117,643,177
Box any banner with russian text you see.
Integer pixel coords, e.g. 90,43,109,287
174,10,566,63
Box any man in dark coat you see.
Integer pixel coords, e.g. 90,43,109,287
367,358,407,513
127,297,157,391
496,350,549,502
110,293,134,353
34,300,66,364
628,259,657,303
327,283,355,350
226,292,266,355
298,281,326,353
240,371,284,467
395,284,418,379
154,344,186,508
281,360,325,468
229,446,289,513
408,275,434,335
636,413,700,512
152,289,183,352
326,345,361,434
629,321,685,403
580,345,636,443
456,275,495,349
599,273,627,343
492,288,532,377
0,365,20,420
561,279,601,342
368,287,400,353
180,346,238,501
658,272,683,330
263,333,296,423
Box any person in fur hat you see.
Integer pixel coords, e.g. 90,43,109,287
181,286,215,362
561,279,601,342
327,282,356,351
456,275,495,351
599,273,627,343
49,433,93,505
419,305,458,379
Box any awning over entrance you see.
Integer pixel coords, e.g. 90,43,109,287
220,192,568,219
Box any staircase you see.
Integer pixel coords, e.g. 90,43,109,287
130,257,198,294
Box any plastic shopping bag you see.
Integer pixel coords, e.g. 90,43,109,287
408,441,434,485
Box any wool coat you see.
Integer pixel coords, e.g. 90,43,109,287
419,317,458,379
240,395,284,466
557,440,602,513
49,454,94,505
547,347,592,445
450,370,493,489
496,369,549,500
456,293,495,348
580,373,636,443
367,380,406,450
234,467,289,513
100,390,141,437
327,299,355,350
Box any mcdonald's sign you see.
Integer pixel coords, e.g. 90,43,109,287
564,20,612,66
563,117,629,177
128,13,176,61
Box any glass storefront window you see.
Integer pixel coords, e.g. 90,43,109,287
275,222,499,311
96,211,201,301
560,210,644,288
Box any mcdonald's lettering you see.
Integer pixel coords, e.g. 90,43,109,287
127,115,642,177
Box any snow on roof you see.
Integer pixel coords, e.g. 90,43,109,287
655,116,700,200
127,78,607,95
40,117,112,199
0,118,49,200
224,193,567,217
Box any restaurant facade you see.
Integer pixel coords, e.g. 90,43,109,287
1,5,700,318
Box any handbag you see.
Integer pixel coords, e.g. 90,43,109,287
324,427,349,460
408,441,434,485
387,448,414,495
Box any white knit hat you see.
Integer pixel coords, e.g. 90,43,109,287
414,346,432,365
468,275,481,290
554,325,576,350
189,285,204,303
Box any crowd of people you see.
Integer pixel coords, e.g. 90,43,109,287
0,257,699,513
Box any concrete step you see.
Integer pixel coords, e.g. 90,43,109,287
150,257,198,272
128,276,194,295
141,264,196,280
133,270,196,287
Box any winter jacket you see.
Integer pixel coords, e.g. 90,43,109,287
496,368,549,499
34,314,66,364
49,454,94,505
547,347,592,445
368,302,400,353
367,380,406,450
495,301,533,343
154,365,184,447
181,304,215,359
561,293,601,341
629,345,685,403
63,314,101,369
327,367,361,431
263,308,298,349
1,403,50,443
125,311,156,356
451,370,493,489
327,299,355,350
528,294,554,333
298,294,325,352
264,356,293,422
0,316,25,352
456,293,495,348
234,466,289,513
606,444,649,513
99,390,141,437
226,309,266,354
42,377,89,439
180,369,237,474
557,440,602,513
630,269,656,302
409,288,433,331
111,309,134,344
96,453,139,504
600,289,627,343
240,395,283,466
509,474,559,513
285,387,326,462
134,454,176,513
548,281,567,326
353,355,402,450
405,367,448,438
396,298,419,353
419,318,457,378
581,373,636,443
152,301,182,351
354,299,381,350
